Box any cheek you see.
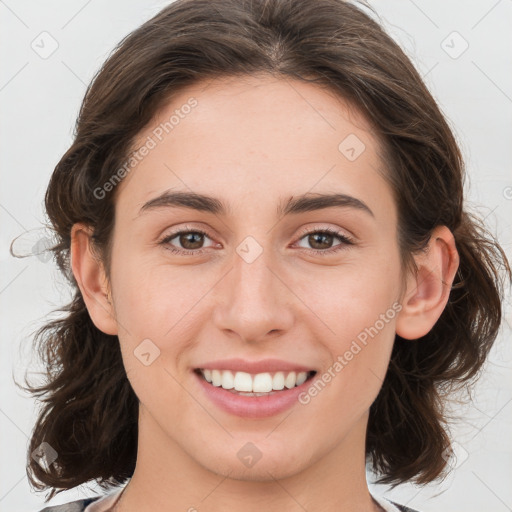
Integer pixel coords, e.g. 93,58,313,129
111,249,190,333
307,252,401,340
301,254,400,411
109,253,211,380
109,257,197,419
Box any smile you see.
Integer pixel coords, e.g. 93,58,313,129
196,368,316,395
193,362,318,418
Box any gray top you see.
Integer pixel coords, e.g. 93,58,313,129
37,495,420,512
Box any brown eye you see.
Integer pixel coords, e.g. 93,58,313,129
159,229,215,255
295,227,354,256
176,232,205,250
306,232,336,250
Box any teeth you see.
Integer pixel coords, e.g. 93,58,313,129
221,370,234,389
253,373,273,392
211,369,222,387
272,372,285,390
233,371,252,392
296,372,307,386
200,369,310,392
284,371,296,389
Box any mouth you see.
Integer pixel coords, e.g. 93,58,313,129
194,368,317,397
192,358,319,418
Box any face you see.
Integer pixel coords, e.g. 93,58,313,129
106,74,403,481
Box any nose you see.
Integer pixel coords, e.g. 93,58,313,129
211,240,295,344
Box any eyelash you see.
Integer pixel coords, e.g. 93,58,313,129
158,225,355,257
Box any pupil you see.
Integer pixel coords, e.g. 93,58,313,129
181,232,203,249
309,233,332,249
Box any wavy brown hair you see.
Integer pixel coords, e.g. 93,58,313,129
17,0,510,501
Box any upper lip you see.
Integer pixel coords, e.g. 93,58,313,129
195,358,315,374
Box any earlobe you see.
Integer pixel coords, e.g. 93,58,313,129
396,225,460,340
70,223,118,335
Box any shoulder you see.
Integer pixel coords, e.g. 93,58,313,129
37,496,102,512
390,501,421,512
371,491,421,512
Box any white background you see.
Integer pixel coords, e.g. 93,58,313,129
1,1,511,511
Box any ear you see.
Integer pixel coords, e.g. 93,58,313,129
70,223,118,335
396,225,460,340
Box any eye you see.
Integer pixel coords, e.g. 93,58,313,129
158,225,355,256
159,227,216,255
294,226,354,256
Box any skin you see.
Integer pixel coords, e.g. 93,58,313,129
71,74,459,512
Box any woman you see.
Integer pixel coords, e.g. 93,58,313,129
22,0,510,510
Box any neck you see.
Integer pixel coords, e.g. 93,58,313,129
117,406,382,512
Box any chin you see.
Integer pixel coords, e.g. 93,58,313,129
196,445,308,482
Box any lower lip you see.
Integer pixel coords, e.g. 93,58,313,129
194,371,314,418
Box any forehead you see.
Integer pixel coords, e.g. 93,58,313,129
115,74,392,222
133,73,378,158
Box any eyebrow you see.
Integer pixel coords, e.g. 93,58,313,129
138,190,374,218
